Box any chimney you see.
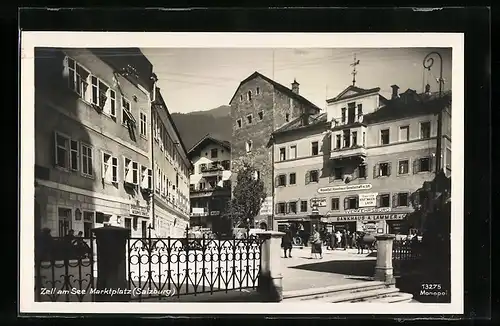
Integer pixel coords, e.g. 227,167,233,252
292,79,300,95
391,84,400,99
425,83,431,95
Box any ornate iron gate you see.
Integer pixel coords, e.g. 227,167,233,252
127,229,263,301
35,236,97,302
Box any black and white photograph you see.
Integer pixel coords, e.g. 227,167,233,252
20,32,464,315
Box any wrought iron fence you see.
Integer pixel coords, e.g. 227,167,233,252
35,236,97,302
126,230,264,301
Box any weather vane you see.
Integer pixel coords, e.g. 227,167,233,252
350,54,360,86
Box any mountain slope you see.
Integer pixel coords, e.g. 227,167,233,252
171,105,232,150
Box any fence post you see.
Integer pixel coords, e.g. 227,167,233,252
92,225,130,302
374,234,396,286
256,230,285,302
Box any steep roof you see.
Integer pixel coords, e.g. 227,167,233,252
229,71,322,113
273,112,328,136
364,89,452,124
326,85,382,103
153,88,193,169
187,134,231,159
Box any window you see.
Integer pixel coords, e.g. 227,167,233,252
237,119,242,128
124,157,139,185
256,87,260,95
344,196,359,210
102,152,118,183
140,112,147,137
289,173,296,185
247,115,253,124
358,164,367,179
375,162,391,177
279,148,286,161
380,129,390,145
357,104,363,117
121,97,132,125
58,207,72,237
221,160,231,170
300,200,308,212
70,139,79,171
142,221,148,238
311,141,319,155
83,211,94,237
399,126,410,141
306,170,319,184
378,194,391,208
285,113,290,122
289,202,298,214
446,147,452,170
331,198,340,210
352,131,358,146
414,157,432,173
347,102,356,123
90,76,109,109
124,218,132,231
258,111,263,120
334,167,343,180
211,148,218,158
398,160,409,175
277,174,286,187
396,192,409,207
343,129,350,148
247,90,252,101
189,184,195,191
246,140,253,153
199,163,206,173
336,135,341,149
240,95,243,102
162,174,167,196
65,57,90,99
55,132,70,169
141,165,152,189
81,143,93,177
277,203,286,214
420,121,431,139
289,145,297,159
341,108,346,123
254,170,261,180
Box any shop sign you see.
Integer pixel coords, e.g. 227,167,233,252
190,207,206,217
329,213,408,223
310,197,327,207
346,207,391,214
358,193,377,207
210,210,220,216
129,205,149,218
317,184,372,194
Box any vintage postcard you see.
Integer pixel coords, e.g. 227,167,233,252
20,32,464,315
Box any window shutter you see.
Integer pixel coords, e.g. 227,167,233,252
305,171,310,185
392,194,398,207
53,131,58,167
373,164,378,178
376,195,381,208
285,203,290,214
275,204,279,214
344,197,349,210
413,159,420,174
283,175,287,187
274,175,279,186
101,151,106,180
387,162,392,176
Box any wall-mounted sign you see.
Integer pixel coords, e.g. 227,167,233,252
317,184,372,194
346,207,391,214
310,197,327,207
358,193,378,207
259,197,273,216
210,210,220,216
129,205,149,218
328,213,408,223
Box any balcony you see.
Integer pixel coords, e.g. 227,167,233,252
200,165,225,176
330,144,367,160
190,185,231,198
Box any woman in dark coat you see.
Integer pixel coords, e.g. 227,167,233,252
281,227,293,258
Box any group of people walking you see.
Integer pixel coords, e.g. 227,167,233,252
36,228,92,261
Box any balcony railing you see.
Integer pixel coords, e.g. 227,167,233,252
330,144,367,160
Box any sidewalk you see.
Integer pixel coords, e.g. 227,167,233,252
281,247,377,292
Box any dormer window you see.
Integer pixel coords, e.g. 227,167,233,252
247,90,252,101
256,87,260,95
236,119,242,129
285,113,290,122
247,115,253,124
240,94,243,102
246,140,253,153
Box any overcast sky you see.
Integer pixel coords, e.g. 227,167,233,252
140,47,452,114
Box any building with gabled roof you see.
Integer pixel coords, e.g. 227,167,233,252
271,80,451,238
229,71,321,229
187,134,232,233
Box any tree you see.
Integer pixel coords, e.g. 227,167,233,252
223,162,266,229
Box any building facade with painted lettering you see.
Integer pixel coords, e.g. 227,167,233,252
151,90,192,238
272,82,452,236
187,135,232,232
229,72,321,229
34,48,155,238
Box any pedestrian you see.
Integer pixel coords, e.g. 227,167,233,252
335,230,342,249
329,231,335,250
281,226,293,258
310,226,323,259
